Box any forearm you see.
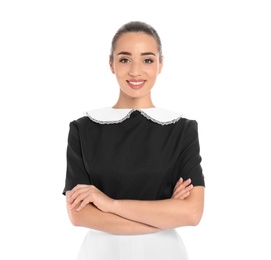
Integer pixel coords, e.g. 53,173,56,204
67,202,160,235
111,187,204,230
111,199,191,229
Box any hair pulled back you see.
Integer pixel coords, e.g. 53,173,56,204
110,21,163,63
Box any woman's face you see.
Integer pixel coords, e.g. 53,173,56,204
110,32,163,101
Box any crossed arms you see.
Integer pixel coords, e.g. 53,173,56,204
65,178,204,235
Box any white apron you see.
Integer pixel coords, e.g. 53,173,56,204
76,229,189,260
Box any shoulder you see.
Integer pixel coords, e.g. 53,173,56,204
68,114,92,134
70,115,90,127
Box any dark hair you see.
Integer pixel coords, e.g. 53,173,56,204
110,21,163,63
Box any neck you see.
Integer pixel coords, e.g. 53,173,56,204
113,93,155,109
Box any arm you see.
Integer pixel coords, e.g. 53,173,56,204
67,179,203,231
66,201,160,235
65,120,204,232
111,186,204,229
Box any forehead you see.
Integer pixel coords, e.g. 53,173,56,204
114,32,159,53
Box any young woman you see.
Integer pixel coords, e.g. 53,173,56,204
63,21,205,260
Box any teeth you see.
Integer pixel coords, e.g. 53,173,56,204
129,81,144,85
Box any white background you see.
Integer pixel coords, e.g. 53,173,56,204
1,1,270,259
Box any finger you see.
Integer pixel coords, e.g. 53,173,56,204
176,183,193,196
68,185,90,203
68,185,80,197
172,184,193,199
180,191,190,200
172,190,189,199
66,191,72,203
182,178,192,187
172,182,193,197
68,199,79,209
175,178,191,189
66,191,78,204
69,190,90,209
75,197,91,212
69,184,89,198
69,197,84,210
173,178,184,193
173,178,191,194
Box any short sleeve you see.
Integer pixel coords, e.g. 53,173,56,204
177,120,205,187
62,121,91,195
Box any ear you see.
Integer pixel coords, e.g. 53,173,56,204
158,56,164,74
109,56,115,74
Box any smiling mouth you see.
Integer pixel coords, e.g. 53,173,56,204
127,80,145,89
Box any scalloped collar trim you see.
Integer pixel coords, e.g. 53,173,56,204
84,107,182,126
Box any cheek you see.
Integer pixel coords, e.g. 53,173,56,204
115,70,124,79
115,66,129,78
147,67,159,78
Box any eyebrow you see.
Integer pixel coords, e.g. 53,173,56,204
117,51,156,56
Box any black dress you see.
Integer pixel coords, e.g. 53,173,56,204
63,107,205,260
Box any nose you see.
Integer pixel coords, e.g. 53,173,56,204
128,62,141,77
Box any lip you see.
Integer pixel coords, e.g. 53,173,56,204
127,80,145,90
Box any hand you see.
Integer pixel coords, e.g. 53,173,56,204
66,184,114,212
172,178,193,199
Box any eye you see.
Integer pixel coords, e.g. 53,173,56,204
143,59,154,64
119,58,130,63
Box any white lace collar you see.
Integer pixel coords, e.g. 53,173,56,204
84,107,182,126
